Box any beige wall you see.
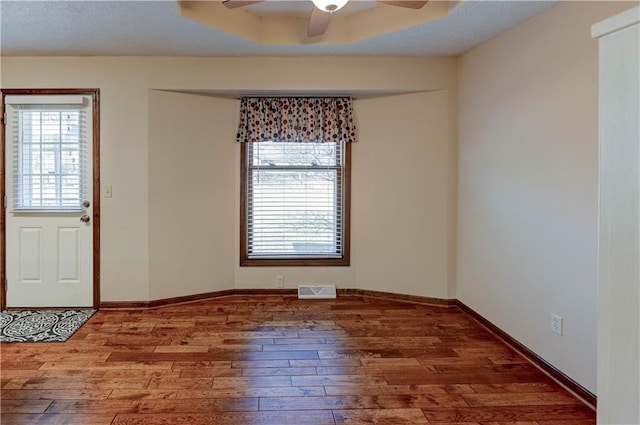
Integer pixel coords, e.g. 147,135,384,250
457,1,633,394
352,92,451,298
235,90,455,298
1,56,457,302
148,90,237,300
2,58,153,302
2,1,636,411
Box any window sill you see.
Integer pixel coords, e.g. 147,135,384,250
10,208,85,214
240,257,350,267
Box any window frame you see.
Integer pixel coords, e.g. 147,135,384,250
12,106,87,212
240,141,351,267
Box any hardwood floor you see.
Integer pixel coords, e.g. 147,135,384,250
1,295,595,424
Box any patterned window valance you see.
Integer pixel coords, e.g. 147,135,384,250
236,97,357,143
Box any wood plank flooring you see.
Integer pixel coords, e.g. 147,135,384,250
0,295,595,424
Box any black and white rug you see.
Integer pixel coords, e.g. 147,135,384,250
0,309,96,343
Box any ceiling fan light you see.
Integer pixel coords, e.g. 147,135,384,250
311,0,349,12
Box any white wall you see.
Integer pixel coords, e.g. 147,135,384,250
457,1,633,394
1,56,457,302
594,6,640,423
0,56,4,308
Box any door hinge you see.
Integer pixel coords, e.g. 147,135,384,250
2,112,6,125
3,195,6,209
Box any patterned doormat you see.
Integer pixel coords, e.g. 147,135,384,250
0,309,96,343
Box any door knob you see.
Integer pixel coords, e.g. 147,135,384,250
82,200,91,208
80,215,91,223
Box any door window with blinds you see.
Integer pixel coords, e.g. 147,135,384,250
241,140,350,266
7,96,88,211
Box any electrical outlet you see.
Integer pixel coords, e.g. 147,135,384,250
551,314,563,336
276,275,284,288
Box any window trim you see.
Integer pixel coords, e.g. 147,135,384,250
240,141,351,267
10,104,88,212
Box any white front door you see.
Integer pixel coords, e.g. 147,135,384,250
5,94,94,307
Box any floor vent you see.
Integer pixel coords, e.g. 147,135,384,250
297,285,337,299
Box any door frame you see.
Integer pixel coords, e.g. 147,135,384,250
1,88,101,310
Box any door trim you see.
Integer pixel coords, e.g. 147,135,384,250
1,88,101,310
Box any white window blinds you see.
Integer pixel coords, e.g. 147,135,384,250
246,140,344,259
7,97,88,211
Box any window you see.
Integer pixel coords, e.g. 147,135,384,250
7,97,88,211
236,96,356,266
241,140,351,266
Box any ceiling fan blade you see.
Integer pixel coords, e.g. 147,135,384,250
378,1,428,9
308,7,331,37
222,0,264,8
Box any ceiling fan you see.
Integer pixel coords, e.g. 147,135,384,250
222,0,428,37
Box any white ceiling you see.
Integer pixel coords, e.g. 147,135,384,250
0,0,558,56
